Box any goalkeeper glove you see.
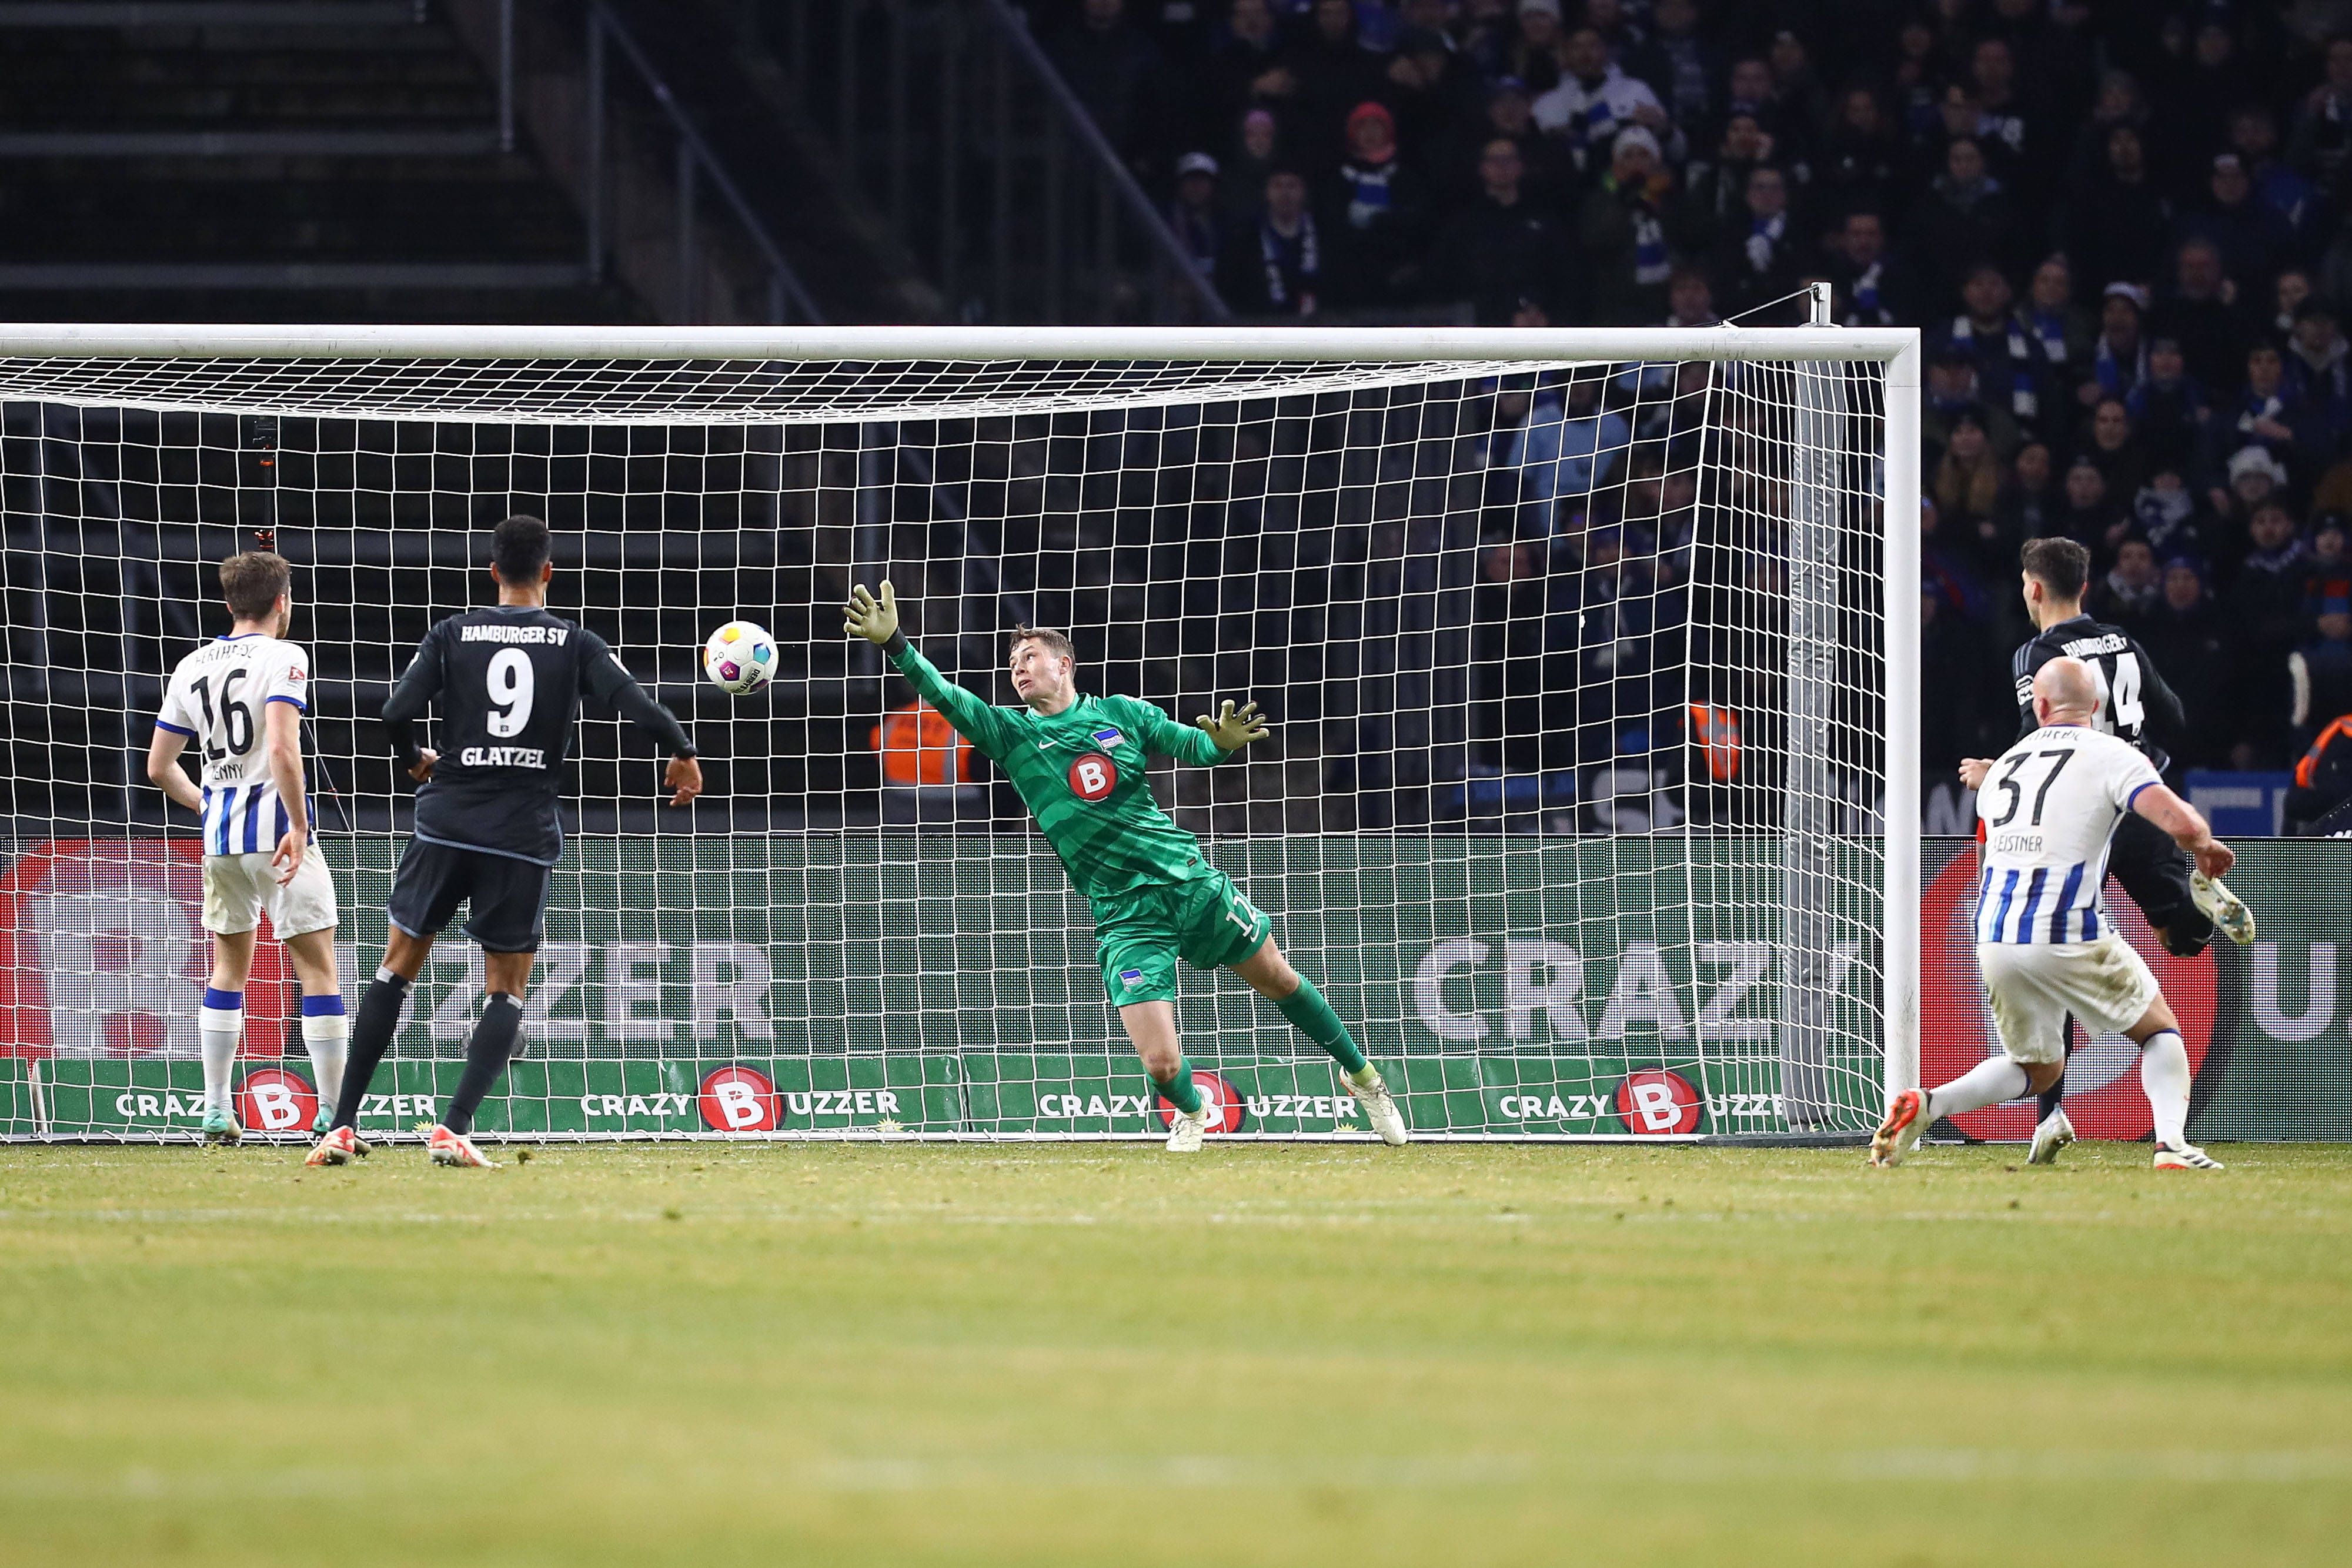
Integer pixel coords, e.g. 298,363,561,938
843,581,901,648
1197,699,1270,751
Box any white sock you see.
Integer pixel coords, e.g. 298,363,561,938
1925,1056,2030,1121
302,1005,349,1115
198,986,243,1117
2140,1029,2192,1148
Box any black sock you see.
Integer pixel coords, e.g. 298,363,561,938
332,969,410,1131
442,992,523,1136
2036,1069,2066,1124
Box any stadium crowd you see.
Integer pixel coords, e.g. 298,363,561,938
1036,0,2352,819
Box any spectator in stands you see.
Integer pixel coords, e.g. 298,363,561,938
2180,154,2297,303
1933,409,2008,573
1221,108,1282,228
1906,137,2020,303
2055,456,2126,561
1469,75,1575,211
2144,556,2229,768
2221,445,2293,550
2132,470,2206,571
1993,440,2057,544
1287,0,1391,170
2124,338,2213,489
1823,210,1912,327
1387,25,1484,159
1048,0,1167,174
2229,104,2318,242
1219,167,1322,316
2022,257,2095,384
2151,239,2253,395
1712,165,1802,318
2285,297,2352,454
2290,591,2352,752
1818,86,1903,226
2308,513,2352,625
1940,263,2053,436
2092,535,2162,626
1577,126,1676,325
2233,342,2318,476
1532,24,1678,175
2288,35,2352,193
1681,110,1777,249
2082,396,2149,506
1431,136,1572,325
2085,283,2150,406
1324,102,1431,307
2063,125,2173,307
1502,0,1567,99
1503,372,1632,537
1966,37,2040,201
1626,0,1718,135
2225,500,2310,764
1208,0,1294,147
1924,346,2019,461
1168,152,1221,285
1663,264,1717,328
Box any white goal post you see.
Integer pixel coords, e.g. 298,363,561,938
0,323,1919,1142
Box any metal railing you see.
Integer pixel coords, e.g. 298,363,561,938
749,0,1222,325
583,1,821,325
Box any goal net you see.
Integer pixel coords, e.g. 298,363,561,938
0,326,1919,1142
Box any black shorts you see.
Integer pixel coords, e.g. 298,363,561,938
385,837,553,954
2107,811,2211,957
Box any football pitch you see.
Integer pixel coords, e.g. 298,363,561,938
2,1142,2347,1566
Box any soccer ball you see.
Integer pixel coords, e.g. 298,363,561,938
703,620,777,695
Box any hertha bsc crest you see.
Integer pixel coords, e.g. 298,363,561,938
1068,751,1117,801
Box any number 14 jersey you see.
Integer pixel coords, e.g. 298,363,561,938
155,633,311,856
1974,724,2163,945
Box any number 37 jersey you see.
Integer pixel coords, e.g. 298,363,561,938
1974,724,2163,945
394,606,640,866
155,633,310,856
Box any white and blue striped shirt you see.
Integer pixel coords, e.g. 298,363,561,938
155,634,312,855
1973,723,2164,945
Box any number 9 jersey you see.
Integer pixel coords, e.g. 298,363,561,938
387,605,662,867
155,631,311,855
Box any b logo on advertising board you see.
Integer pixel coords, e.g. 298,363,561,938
1919,850,2230,1141
1155,1068,1247,1133
1614,1068,1702,1135
698,1065,781,1132
238,1068,317,1135
1068,753,1117,802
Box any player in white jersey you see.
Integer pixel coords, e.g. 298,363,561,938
144,551,349,1145
1874,657,2232,1172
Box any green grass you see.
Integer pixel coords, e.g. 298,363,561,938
2,1141,2348,1567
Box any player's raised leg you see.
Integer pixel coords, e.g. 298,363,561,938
1232,937,1405,1145
197,927,257,1145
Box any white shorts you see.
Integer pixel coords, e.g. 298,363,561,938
202,842,339,939
1977,935,2160,1065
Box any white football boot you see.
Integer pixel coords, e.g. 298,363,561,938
1341,1066,1409,1146
2154,1142,2224,1171
1165,1098,1211,1153
2190,872,2256,947
2027,1106,2076,1166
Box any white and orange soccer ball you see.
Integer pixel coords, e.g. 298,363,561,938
702,619,777,695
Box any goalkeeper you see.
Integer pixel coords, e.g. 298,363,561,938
845,582,1406,1152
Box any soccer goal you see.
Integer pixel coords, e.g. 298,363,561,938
0,321,1919,1142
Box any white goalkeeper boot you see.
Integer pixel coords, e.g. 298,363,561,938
1342,1065,1408,1145
2190,872,2256,947
2027,1106,2076,1166
2154,1142,2224,1172
1165,1098,1212,1154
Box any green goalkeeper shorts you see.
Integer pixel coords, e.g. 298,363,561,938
1091,866,1272,1008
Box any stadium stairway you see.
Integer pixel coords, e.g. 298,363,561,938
0,1,639,324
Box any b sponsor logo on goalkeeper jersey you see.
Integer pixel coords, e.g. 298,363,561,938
1067,751,1117,801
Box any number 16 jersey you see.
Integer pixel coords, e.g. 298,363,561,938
1974,723,2163,946
388,605,642,867
155,633,311,856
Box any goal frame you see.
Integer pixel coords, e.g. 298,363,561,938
0,321,1922,1126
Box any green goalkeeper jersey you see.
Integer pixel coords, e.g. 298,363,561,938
886,640,1235,898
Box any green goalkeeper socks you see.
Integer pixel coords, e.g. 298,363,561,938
1152,1059,1204,1115
1276,978,1369,1075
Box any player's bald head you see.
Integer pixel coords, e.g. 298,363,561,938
2033,656,2099,725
